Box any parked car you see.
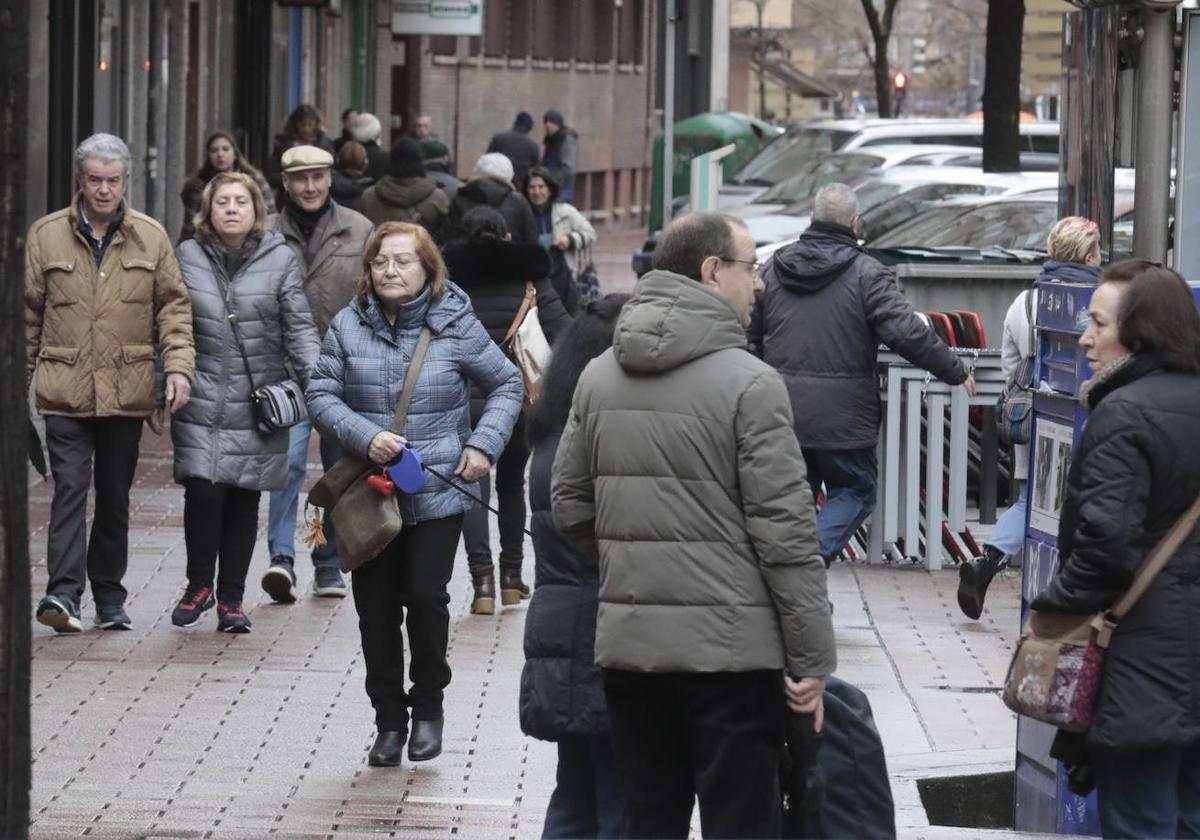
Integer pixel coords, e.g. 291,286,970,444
750,167,1057,257
869,189,1135,253
728,118,1060,198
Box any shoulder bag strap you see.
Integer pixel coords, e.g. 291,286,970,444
1108,492,1200,622
389,326,433,435
503,281,537,347
1024,288,1036,359
220,270,260,393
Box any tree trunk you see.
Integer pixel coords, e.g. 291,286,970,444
874,35,893,119
982,0,1025,172
0,0,31,836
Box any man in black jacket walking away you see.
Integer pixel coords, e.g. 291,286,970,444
487,111,540,192
749,183,975,565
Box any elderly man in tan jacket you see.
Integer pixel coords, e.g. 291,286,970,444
26,133,195,633
552,211,836,838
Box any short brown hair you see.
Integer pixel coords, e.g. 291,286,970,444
356,221,448,307
193,171,268,241
1102,259,1200,373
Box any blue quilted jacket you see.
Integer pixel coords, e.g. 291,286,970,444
306,280,522,524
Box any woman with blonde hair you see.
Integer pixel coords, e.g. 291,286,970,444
306,222,522,767
170,172,320,632
958,215,1101,618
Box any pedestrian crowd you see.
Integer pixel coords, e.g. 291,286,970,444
24,107,1200,838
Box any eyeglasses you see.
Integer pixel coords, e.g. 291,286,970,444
721,256,761,272
370,255,421,272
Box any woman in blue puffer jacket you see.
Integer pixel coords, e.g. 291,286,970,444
306,221,522,769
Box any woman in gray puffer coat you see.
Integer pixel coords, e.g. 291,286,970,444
306,221,522,769
170,172,320,634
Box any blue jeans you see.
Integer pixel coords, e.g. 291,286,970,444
802,447,879,562
1094,744,1200,839
542,734,625,839
984,481,1027,557
266,420,340,569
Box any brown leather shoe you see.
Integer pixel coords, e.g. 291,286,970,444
499,567,531,606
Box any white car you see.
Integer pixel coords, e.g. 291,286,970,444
725,117,1060,206
752,167,1059,260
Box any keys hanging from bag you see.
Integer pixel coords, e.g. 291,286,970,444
996,289,1036,447
305,327,433,573
1002,491,1200,732
503,281,552,411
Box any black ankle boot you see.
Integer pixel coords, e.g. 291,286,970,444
499,567,531,606
408,717,443,761
470,571,495,615
368,730,405,767
957,546,1009,620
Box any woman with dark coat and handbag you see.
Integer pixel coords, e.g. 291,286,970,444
306,221,523,768
170,172,321,633
519,295,628,838
1031,260,1200,839
443,206,572,615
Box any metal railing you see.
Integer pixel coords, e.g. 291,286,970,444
864,349,1009,570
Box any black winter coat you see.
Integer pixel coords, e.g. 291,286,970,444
443,236,571,422
1032,354,1200,756
519,432,610,740
487,129,541,190
449,177,539,245
749,222,967,449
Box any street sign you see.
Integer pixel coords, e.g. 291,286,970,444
391,0,483,36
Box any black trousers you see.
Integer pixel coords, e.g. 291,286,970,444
182,479,262,603
602,668,786,839
351,514,463,732
44,415,144,606
461,414,529,576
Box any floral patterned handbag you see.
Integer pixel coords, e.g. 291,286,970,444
1003,492,1200,731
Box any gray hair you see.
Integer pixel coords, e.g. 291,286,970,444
351,113,382,144
812,183,858,227
75,133,132,180
652,211,747,281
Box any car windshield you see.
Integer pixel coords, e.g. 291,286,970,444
860,184,992,241
733,127,856,185
753,153,882,204
874,201,1057,250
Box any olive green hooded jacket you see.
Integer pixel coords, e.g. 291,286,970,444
551,270,837,677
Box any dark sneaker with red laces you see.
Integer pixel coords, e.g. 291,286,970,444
216,601,252,634
171,586,216,627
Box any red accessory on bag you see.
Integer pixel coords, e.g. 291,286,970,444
366,472,395,497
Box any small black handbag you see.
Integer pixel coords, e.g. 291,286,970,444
226,310,308,435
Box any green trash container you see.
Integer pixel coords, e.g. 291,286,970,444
648,111,782,234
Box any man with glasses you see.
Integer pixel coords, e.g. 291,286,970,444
552,211,835,837
749,182,975,566
264,145,374,602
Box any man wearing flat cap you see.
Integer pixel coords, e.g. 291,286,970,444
263,144,374,604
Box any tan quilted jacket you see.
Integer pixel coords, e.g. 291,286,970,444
25,197,195,418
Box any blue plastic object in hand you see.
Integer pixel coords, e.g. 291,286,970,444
386,445,425,494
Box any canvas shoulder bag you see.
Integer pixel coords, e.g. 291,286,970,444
1002,491,1200,732
995,289,1036,447
503,281,552,411
306,326,433,573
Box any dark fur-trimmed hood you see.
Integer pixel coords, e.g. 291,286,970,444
444,236,550,287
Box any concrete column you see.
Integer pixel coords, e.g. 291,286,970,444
709,0,730,112
1133,1,1180,262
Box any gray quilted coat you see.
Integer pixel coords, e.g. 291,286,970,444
171,232,321,490
306,281,523,524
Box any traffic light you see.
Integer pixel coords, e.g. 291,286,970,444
892,69,908,117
